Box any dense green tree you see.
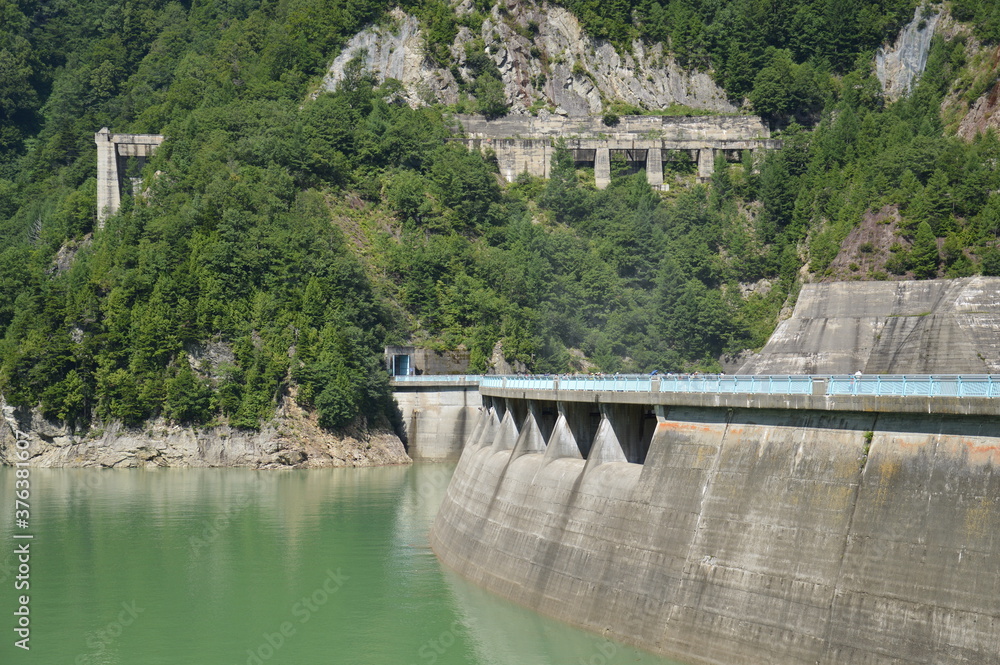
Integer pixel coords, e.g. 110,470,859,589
910,221,940,279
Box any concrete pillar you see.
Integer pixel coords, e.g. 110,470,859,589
599,403,653,464
595,147,611,190
511,406,546,459
490,410,519,452
535,402,557,442
507,398,529,432
475,408,501,448
464,407,487,448
95,128,120,228
697,147,715,182
584,413,628,472
543,413,583,461
558,401,599,458
646,146,663,189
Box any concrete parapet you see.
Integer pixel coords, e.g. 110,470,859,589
481,385,1000,417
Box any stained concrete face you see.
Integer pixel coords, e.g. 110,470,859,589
740,277,1000,375
432,401,1000,665
392,386,482,461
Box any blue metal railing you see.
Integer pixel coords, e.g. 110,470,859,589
659,374,815,395
827,374,998,398
439,374,1000,399
392,374,482,383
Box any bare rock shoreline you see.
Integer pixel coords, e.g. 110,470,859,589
0,397,411,469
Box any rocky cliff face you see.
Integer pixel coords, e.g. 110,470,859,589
876,5,942,102
320,1,735,115
0,395,411,469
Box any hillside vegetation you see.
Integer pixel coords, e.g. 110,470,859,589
1,0,999,434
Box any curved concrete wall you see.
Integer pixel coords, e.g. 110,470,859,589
431,404,1000,664
740,277,1000,375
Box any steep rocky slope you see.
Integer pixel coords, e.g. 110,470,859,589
320,2,734,115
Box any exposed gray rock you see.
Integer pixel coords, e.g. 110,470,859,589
278,449,307,466
876,5,942,102
186,339,237,380
321,2,734,114
0,394,411,469
320,10,459,108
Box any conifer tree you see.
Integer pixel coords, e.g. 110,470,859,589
910,221,940,280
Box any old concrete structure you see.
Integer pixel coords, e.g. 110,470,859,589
430,383,1000,665
392,379,481,461
740,277,1000,375
455,114,780,188
95,128,165,227
384,346,470,376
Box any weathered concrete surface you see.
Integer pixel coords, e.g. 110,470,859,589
458,114,770,140
457,114,778,186
94,128,164,226
485,384,1000,417
393,385,482,461
739,278,1000,375
431,403,1000,665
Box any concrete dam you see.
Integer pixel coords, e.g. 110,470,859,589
408,279,1000,665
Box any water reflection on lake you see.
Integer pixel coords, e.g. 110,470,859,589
0,465,684,664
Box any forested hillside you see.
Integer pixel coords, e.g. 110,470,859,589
1,0,999,435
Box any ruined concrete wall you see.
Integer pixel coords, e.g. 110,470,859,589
460,116,778,186
457,114,769,141
394,386,482,461
431,405,1000,665
740,277,1000,375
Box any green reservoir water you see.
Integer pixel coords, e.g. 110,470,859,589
0,465,684,665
